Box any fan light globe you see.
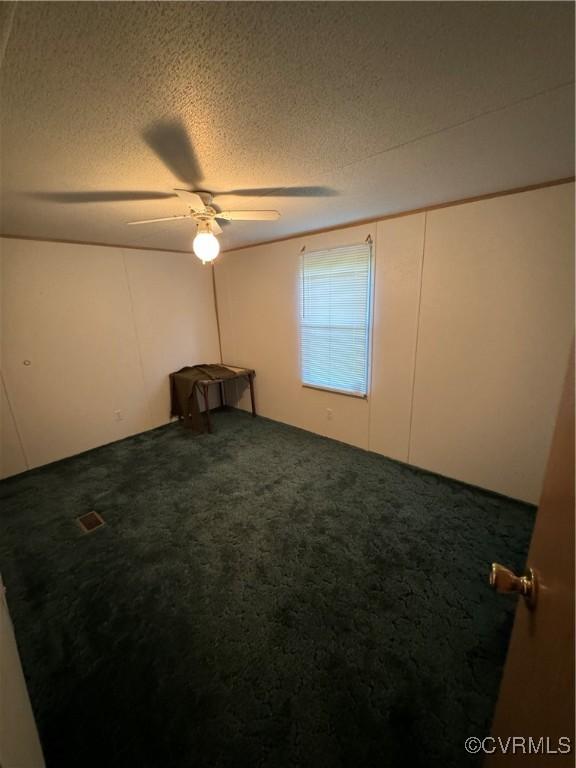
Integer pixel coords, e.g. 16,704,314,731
193,231,220,263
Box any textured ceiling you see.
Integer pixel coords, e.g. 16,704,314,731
0,1,574,252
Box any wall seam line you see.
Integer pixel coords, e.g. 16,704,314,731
0,1,17,71
407,212,427,464
121,250,154,429
0,368,29,470
367,229,377,452
211,265,223,364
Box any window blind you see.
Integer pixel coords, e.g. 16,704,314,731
300,242,372,396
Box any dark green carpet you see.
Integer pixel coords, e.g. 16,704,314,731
0,409,535,768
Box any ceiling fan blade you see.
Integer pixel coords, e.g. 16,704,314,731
217,210,280,221
127,215,189,226
214,186,337,198
142,120,203,186
209,220,223,235
30,191,176,203
173,189,206,210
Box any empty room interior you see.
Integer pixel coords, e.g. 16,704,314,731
0,2,574,767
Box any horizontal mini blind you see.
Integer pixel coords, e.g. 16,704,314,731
300,242,372,396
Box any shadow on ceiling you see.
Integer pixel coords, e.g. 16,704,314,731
27,119,339,204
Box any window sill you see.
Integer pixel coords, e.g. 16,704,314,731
302,383,368,400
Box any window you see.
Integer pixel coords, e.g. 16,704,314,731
300,242,372,397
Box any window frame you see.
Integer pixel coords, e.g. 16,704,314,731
298,240,374,400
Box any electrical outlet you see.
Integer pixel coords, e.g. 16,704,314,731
114,409,124,421
326,408,333,421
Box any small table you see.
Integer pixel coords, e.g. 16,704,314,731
198,365,256,433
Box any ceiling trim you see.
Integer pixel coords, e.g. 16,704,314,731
1,176,573,256
223,176,575,253
0,233,195,255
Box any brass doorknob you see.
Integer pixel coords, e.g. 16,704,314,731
490,563,538,609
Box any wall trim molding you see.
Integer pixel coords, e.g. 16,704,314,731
223,176,575,253
0,233,195,255
1,176,573,257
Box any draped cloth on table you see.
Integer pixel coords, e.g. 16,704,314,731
169,364,239,432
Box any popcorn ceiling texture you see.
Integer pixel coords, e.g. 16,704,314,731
0,2,574,251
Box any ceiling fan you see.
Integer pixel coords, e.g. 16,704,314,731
127,189,280,263
31,119,338,263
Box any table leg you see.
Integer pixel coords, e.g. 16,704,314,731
202,384,212,433
219,381,225,408
248,373,256,417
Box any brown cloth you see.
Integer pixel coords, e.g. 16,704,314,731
170,364,238,432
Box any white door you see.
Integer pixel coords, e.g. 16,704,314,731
0,575,45,768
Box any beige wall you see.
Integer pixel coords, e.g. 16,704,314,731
216,223,374,449
410,186,574,502
369,213,425,462
215,183,574,503
0,238,220,477
1,183,573,498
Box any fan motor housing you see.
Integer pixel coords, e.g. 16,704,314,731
192,204,217,222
